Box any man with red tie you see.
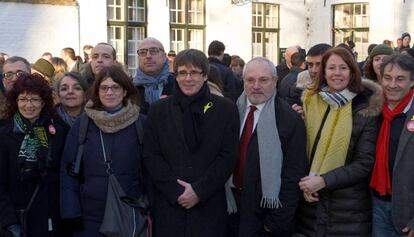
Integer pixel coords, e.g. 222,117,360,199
227,57,308,237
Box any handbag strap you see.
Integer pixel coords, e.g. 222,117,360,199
99,130,113,175
26,184,40,211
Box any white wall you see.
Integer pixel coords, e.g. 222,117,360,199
0,2,79,63
278,0,308,48
146,0,170,50
306,0,332,49
77,0,108,51
206,1,251,61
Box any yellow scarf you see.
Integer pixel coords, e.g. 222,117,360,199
303,89,352,175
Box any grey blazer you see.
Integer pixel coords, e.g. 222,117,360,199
392,101,414,234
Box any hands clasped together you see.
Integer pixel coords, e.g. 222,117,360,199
299,175,326,203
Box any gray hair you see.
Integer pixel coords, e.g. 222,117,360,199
4,56,31,73
243,57,278,79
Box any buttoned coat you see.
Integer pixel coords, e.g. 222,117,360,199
143,94,239,237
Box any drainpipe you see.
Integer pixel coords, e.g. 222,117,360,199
76,1,81,56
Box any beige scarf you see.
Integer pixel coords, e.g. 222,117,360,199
84,100,139,133
303,89,352,175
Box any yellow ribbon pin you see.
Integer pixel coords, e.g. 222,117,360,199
411,115,414,121
203,102,213,113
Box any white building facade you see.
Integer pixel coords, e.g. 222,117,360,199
1,0,414,76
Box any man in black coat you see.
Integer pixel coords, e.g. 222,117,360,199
208,40,240,101
277,52,305,105
133,37,175,115
276,45,300,84
143,49,239,237
228,57,308,237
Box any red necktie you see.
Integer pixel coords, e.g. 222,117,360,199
233,105,257,189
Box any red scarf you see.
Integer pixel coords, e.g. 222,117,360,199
370,89,414,195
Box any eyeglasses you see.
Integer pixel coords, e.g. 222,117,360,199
176,70,204,79
3,71,26,80
17,97,42,106
99,85,123,93
137,47,164,57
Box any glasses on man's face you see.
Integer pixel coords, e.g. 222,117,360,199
176,70,204,79
99,85,123,93
137,47,164,57
17,97,42,106
3,71,26,80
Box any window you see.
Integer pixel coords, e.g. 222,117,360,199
169,0,205,53
107,0,146,76
252,3,279,64
333,3,369,61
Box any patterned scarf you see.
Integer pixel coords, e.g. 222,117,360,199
14,113,49,181
370,89,414,195
133,60,170,104
318,86,357,110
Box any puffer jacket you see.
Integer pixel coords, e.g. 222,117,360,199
296,79,383,237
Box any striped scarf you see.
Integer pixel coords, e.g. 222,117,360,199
318,86,357,110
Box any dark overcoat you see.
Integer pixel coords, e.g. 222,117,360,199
234,96,308,237
0,117,68,236
143,94,239,237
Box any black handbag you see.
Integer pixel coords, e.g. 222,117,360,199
100,174,150,237
97,130,151,237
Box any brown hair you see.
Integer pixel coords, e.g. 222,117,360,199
6,73,55,118
90,65,138,110
313,47,363,93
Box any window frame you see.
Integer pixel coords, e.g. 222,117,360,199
169,0,206,53
107,0,147,76
332,2,369,61
251,2,280,64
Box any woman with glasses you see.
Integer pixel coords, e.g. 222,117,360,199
55,72,88,127
0,73,68,236
60,65,146,237
143,49,239,237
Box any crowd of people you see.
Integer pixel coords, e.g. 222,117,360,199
0,32,413,237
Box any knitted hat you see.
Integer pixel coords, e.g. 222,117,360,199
369,44,393,59
32,58,55,78
402,32,411,40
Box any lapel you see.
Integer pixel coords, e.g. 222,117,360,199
394,102,414,169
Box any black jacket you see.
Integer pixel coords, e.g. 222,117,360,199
0,116,68,236
143,94,239,237
296,80,382,237
278,66,303,105
236,96,308,237
208,57,239,101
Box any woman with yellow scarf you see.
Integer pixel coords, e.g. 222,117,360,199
295,47,383,237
